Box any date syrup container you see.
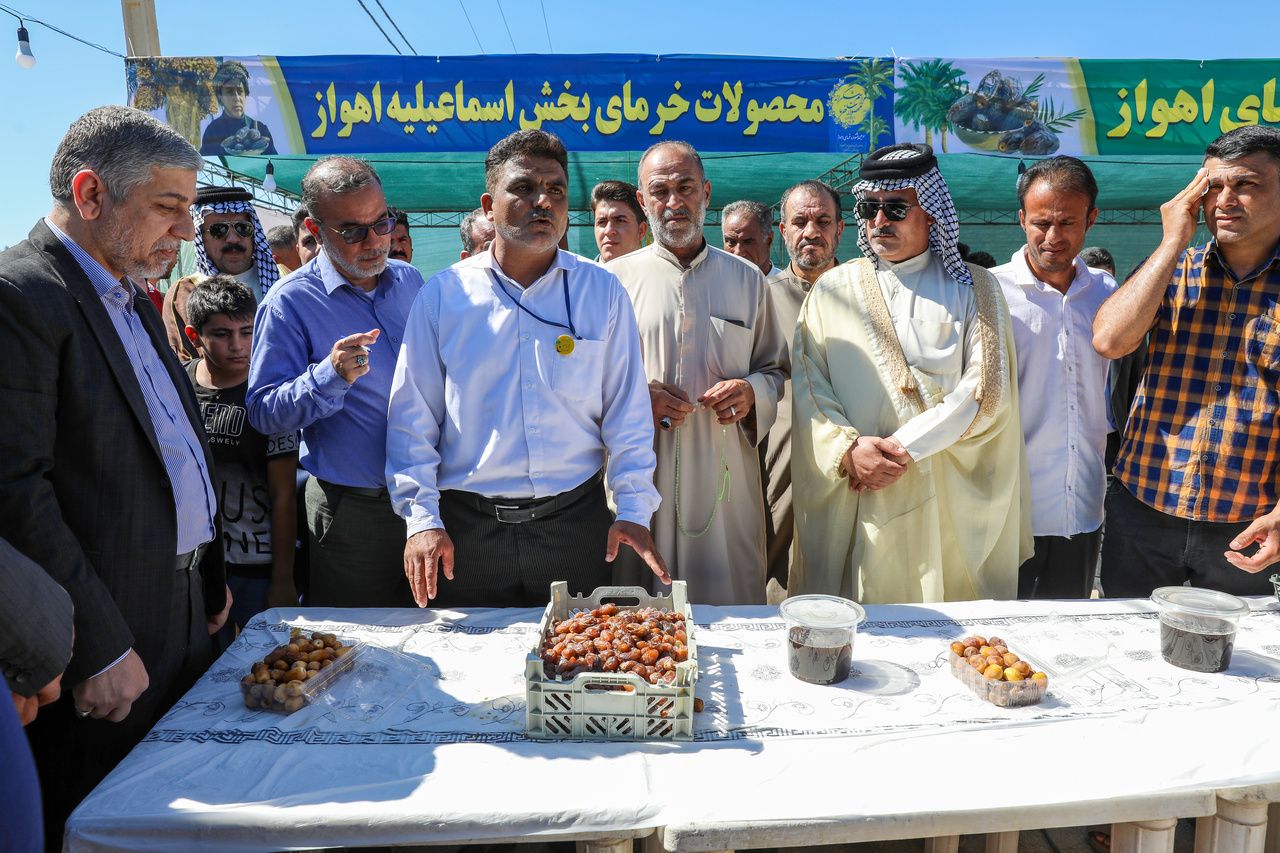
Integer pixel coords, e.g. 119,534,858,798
779,595,866,685
1151,586,1249,673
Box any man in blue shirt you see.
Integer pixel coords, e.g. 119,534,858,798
247,156,423,607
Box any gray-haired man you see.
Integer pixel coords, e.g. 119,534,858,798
459,206,495,260
248,156,424,608
723,199,785,283
0,104,230,847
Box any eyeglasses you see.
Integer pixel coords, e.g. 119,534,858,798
204,221,254,240
855,200,922,222
315,216,397,245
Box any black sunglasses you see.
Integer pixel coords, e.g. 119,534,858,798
316,216,397,245
204,221,254,240
855,200,921,222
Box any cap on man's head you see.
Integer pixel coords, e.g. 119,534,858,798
859,144,938,182
212,60,250,91
195,186,254,207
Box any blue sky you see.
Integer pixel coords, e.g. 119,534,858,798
1,0,1276,246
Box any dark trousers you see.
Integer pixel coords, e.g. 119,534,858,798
1100,480,1277,598
433,479,615,609
1018,528,1102,599
26,564,211,852
305,476,414,608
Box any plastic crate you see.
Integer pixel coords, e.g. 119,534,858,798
526,582,697,741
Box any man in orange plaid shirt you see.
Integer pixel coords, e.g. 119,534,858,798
1094,126,1280,597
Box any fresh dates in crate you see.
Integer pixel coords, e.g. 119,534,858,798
539,603,689,685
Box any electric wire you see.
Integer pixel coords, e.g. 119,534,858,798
457,0,485,54
0,3,124,57
374,0,417,55
540,0,553,52
355,0,403,54
496,0,517,52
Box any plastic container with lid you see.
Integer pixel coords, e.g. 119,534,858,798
778,595,866,685
1151,586,1249,673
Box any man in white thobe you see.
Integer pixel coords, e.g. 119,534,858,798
608,141,789,606
992,156,1116,598
791,144,1032,605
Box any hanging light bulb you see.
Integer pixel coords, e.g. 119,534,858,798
15,23,35,69
262,161,276,193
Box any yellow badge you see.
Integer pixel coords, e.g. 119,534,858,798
554,334,576,355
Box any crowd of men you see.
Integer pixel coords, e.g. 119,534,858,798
3,103,1280,850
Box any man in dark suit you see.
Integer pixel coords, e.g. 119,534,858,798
2,536,73,853
0,104,231,850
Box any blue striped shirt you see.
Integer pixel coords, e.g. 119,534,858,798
46,219,217,554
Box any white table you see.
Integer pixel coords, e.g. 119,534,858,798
65,597,1280,853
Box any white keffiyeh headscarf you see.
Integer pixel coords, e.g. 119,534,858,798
192,198,279,293
853,144,972,287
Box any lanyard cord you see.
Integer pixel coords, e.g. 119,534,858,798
486,269,580,340
673,422,731,538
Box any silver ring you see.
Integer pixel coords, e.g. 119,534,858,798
729,405,737,418
75,707,91,718
355,355,367,366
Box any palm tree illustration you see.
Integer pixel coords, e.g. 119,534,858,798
850,58,894,149
895,59,966,152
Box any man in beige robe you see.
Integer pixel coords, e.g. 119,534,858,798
609,141,789,606
760,180,846,603
791,144,1032,605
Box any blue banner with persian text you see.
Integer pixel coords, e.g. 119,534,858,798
127,54,895,155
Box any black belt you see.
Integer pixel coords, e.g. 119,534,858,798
315,477,389,499
175,542,207,572
452,470,603,524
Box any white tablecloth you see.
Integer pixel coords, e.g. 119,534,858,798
66,597,1280,852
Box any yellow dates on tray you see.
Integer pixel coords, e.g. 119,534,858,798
947,634,1049,707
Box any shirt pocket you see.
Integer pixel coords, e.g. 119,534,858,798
905,318,961,376
551,339,606,407
1246,313,1280,371
1245,313,1280,412
707,316,752,380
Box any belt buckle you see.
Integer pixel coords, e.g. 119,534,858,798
494,504,526,524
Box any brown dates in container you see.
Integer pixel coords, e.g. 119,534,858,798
241,628,354,713
538,604,688,686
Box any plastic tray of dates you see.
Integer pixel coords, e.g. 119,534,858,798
526,581,697,742
240,628,359,714
947,634,1049,708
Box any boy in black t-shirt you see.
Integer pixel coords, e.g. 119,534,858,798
184,276,299,647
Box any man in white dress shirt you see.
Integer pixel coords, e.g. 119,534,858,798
992,156,1116,598
386,130,669,608
790,143,1031,604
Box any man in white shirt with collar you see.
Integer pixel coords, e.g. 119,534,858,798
387,129,668,608
992,156,1116,598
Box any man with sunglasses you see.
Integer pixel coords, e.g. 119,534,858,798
191,186,278,303
790,143,1031,605
247,156,424,608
